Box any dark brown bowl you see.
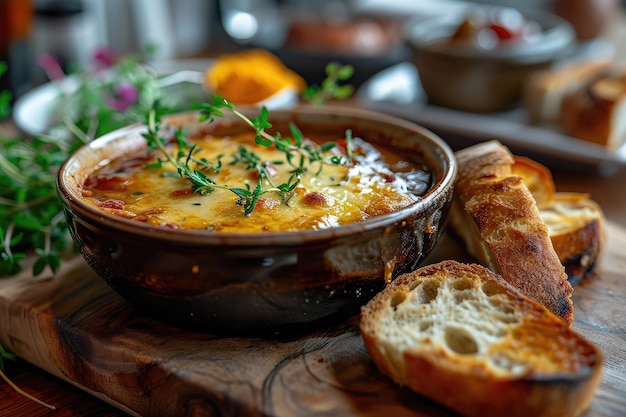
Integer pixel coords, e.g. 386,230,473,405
57,106,457,335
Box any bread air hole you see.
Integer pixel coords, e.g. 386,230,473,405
444,326,479,354
488,297,516,316
408,279,422,290
451,278,478,304
419,319,433,332
415,278,440,304
390,291,406,308
481,280,506,297
451,278,473,291
453,291,474,304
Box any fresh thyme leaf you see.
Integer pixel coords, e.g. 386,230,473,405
302,62,355,106
255,135,273,147
230,186,251,198
320,142,337,152
0,63,10,119
0,90,11,120
0,251,26,277
335,64,355,81
253,107,272,132
197,95,234,123
290,123,303,147
33,249,61,276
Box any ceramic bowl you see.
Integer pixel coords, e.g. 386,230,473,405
406,7,575,112
57,106,457,335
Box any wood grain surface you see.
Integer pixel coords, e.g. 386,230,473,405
0,222,624,417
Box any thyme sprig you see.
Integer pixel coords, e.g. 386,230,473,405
143,103,305,215
199,96,352,171
143,97,354,216
302,62,355,106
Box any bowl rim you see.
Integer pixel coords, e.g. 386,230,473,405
405,6,576,63
57,105,457,246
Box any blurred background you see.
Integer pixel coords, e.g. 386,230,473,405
1,0,624,102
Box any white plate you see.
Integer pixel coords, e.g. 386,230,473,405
13,57,301,138
12,59,209,137
356,62,626,174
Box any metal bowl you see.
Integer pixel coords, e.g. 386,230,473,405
57,106,457,335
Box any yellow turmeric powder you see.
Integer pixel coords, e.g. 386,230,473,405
204,49,306,105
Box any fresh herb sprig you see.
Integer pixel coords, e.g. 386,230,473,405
200,96,352,168
302,62,355,106
143,101,311,215
0,49,190,278
0,344,55,410
0,127,71,277
141,95,356,216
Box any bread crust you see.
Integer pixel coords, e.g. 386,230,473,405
511,157,605,283
522,60,610,125
512,156,555,209
360,260,603,417
540,193,605,283
560,71,626,151
451,141,574,324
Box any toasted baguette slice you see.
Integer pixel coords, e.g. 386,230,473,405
522,60,610,125
511,156,555,209
360,260,603,417
560,71,626,151
451,141,574,324
511,156,605,282
540,193,605,283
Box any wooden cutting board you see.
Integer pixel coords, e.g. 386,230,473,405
1,223,625,417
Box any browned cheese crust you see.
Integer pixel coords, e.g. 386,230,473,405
452,141,574,325
360,260,603,417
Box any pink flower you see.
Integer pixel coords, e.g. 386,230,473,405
107,82,139,111
93,47,118,69
38,54,65,80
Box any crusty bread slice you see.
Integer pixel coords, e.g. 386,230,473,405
450,141,574,325
540,192,605,283
560,71,626,151
511,156,555,209
511,156,605,283
360,260,603,417
522,60,610,125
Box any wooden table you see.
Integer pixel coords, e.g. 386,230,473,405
1,123,625,416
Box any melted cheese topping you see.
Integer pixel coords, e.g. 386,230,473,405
81,132,431,233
